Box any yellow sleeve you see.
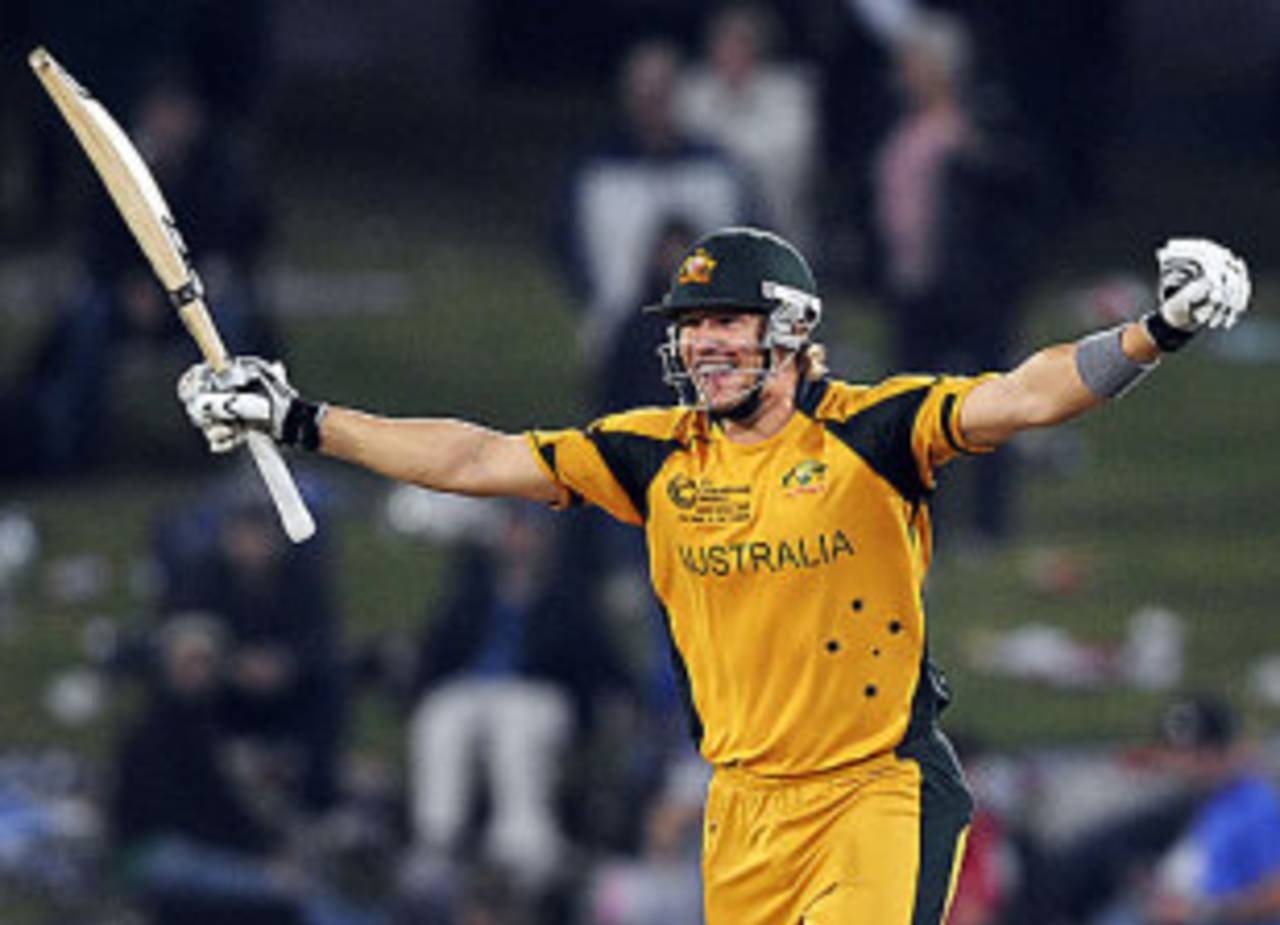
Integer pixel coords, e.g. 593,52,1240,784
910,373,1002,487
525,428,643,526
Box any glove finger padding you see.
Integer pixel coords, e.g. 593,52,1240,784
1158,238,1232,274
228,356,298,439
1156,238,1251,332
205,422,246,454
1196,252,1250,330
189,391,274,428
234,356,294,391
178,360,261,407
1156,278,1211,331
1158,257,1205,304
177,362,216,405
176,356,298,444
1218,255,1251,329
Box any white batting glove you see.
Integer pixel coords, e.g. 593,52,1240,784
178,356,306,453
1148,239,1251,350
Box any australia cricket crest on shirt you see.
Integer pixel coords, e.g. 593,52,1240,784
782,459,828,497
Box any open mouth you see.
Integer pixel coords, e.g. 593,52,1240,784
693,361,738,389
694,360,736,374
691,358,768,411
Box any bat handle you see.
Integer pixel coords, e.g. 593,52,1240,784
246,431,317,542
179,301,316,543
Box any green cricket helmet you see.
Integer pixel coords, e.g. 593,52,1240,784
650,227,823,408
647,226,822,352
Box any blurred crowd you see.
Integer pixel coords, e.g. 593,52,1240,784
1,1,1278,925
10,477,1280,925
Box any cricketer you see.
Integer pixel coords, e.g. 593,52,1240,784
180,227,1250,924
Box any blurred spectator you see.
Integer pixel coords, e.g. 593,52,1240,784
155,480,343,815
973,0,1119,213
1098,695,1280,925
870,10,1045,547
594,215,700,414
947,734,1022,925
111,615,276,870
584,752,708,925
111,615,378,925
0,748,98,903
4,73,276,474
577,212,705,855
0,2,36,243
949,810,1013,925
1008,747,1197,925
790,0,897,284
837,0,1116,218
555,39,753,367
2,1,273,242
403,502,632,898
675,3,820,251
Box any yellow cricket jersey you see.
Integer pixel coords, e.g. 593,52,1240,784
527,374,995,776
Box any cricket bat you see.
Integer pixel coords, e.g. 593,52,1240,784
28,46,316,543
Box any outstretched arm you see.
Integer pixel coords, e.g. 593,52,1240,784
178,358,560,504
958,238,1250,450
958,320,1159,447
318,407,559,503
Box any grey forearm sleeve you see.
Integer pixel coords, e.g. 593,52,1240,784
1075,325,1158,398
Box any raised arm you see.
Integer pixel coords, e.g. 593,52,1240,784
318,407,558,503
958,320,1159,447
177,358,560,505
958,238,1250,450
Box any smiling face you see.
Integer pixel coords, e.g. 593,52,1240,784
676,309,769,413
652,228,820,421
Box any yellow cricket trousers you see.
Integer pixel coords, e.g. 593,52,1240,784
702,728,972,925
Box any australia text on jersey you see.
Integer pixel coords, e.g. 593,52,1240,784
677,528,854,577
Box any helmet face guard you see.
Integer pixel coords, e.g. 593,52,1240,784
657,279,821,408
649,227,822,409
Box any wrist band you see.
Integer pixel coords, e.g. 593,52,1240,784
282,399,327,451
1076,325,1158,398
1143,311,1197,352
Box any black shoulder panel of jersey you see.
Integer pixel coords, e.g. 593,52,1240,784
939,393,965,454
795,376,831,416
822,385,931,505
586,429,681,520
536,439,558,473
535,441,583,507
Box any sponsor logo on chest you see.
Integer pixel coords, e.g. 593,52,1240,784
665,454,832,525
666,474,753,525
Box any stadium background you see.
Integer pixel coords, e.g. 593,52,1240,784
0,1,1278,922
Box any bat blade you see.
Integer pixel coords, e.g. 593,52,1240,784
29,46,316,543
29,47,196,302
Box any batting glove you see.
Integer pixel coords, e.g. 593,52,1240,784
178,356,325,452
1145,238,1251,351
